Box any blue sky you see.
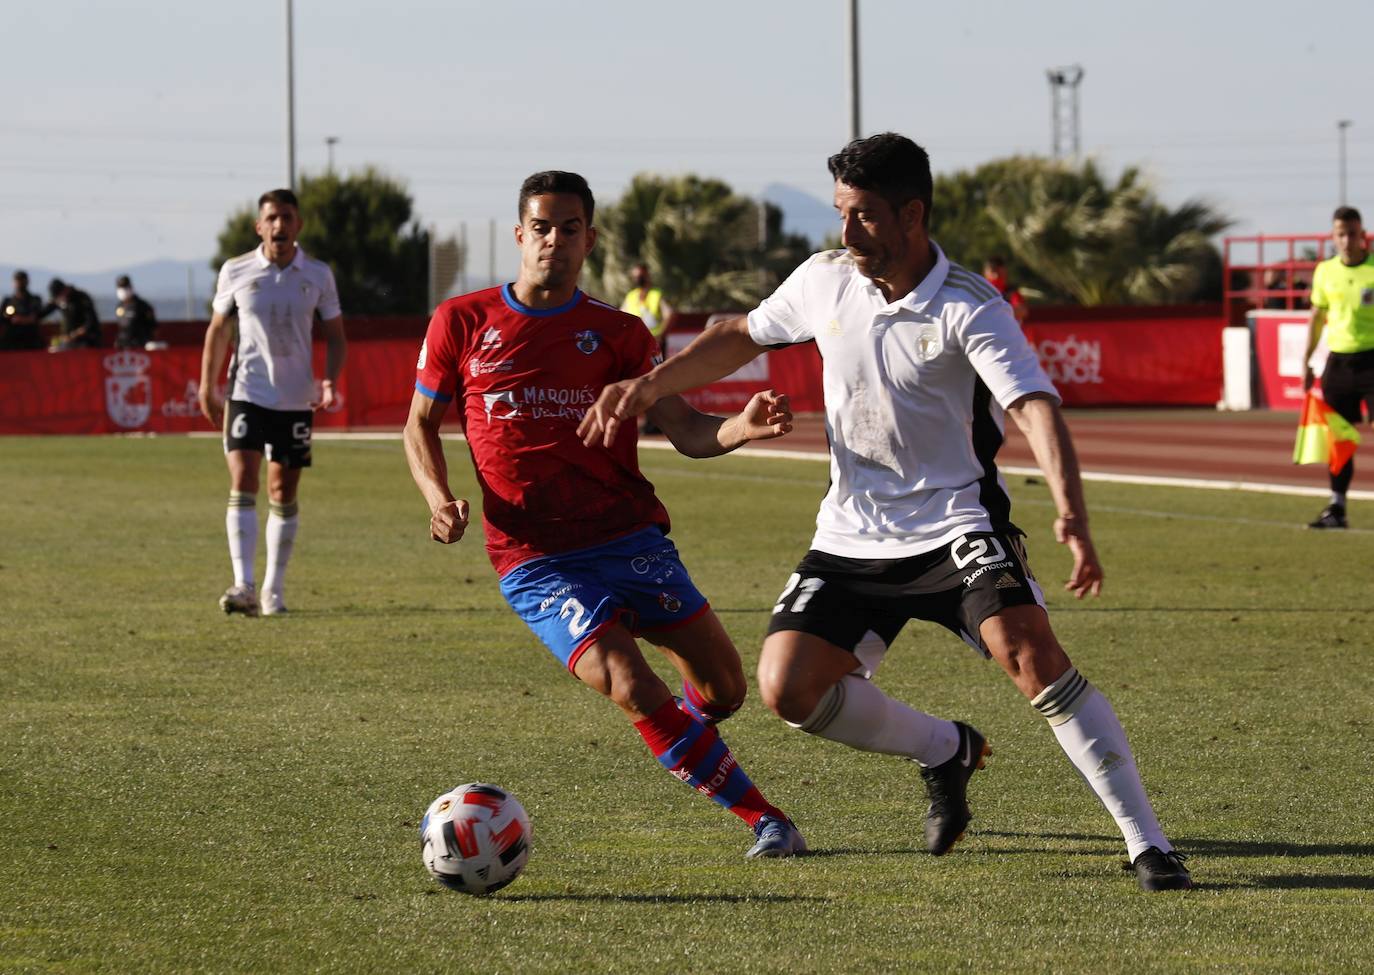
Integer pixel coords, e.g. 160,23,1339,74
4,0,1369,286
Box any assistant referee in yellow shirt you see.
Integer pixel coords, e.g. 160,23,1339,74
1303,205,1374,528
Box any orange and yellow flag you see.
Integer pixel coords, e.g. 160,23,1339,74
1293,392,1361,475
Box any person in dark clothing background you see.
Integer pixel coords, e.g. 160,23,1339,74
45,278,103,349
114,274,157,349
2,270,47,350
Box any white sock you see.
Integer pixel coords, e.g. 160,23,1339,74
790,673,960,766
1032,667,1169,859
261,500,299,598
226,492,257,587
1331,491,1347,507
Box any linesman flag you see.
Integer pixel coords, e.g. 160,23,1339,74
1293,391,1361,474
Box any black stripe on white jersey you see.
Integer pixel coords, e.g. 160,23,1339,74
970,376,1017,535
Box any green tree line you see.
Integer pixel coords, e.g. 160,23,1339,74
213,157,1231,314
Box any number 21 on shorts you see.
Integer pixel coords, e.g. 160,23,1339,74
774,573,825,613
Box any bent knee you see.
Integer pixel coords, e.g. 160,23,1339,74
757,668,827,725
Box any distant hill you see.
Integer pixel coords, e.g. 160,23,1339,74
761,183,835,247
1,258,216,320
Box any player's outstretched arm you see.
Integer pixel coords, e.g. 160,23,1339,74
403,391,469,544
576,316,768,448
1006,393,1103,598
650,389,793,458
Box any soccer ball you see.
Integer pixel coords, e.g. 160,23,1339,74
420,783,532,895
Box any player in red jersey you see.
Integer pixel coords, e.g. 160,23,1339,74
403,171,806,858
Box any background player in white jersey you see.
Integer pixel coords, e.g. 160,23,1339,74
198,189,347,617
579,134,1191,891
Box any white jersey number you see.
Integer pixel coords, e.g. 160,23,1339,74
951,535,1007,569
774,573,826,614
230,412,249,441
560,598,592,638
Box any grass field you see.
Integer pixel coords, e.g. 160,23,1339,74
2,434,1372,974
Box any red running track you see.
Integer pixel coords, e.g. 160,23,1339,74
720,408,1343,494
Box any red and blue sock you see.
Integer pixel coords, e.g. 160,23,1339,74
634,698,783,828
679,681,741,726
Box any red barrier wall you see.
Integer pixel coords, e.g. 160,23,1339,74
1022,316,1224,406
0,343,417,435
0,311,1226,435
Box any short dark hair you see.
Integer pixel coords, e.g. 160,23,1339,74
518,171,595,224
13,270,27,284
258,188,300,211
984,255,1007,270
115,274,132,288
48,278,67,297
1333,205,1363,224
828,132,933,227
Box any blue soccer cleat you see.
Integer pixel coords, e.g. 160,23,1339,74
746,815,808,859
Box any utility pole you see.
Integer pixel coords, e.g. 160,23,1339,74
846,0,861,142
285,0,296,189
1338,119,1353,205
1047,64,1084,161
325,136,339,173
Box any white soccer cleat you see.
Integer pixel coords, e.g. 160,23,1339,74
219,584,259,617
260,590,289,616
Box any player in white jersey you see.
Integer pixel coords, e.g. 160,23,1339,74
578,134,1191,891
198,188,347,617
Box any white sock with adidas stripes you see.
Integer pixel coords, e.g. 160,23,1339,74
226,491,257,587
790,674,960,766
1032,667,1170,859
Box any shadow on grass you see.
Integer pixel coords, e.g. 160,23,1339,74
1176,837,1374,858
500,892,829,904
982,831,1374,859
1253,874,1374,890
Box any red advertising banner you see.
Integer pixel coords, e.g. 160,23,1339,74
1022,317,1224,407
0,316,1226,436
1246,310,1313,410
0,343,414,435
665,331,824,414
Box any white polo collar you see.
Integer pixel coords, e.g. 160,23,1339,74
255,243,306,271
866,242,950,315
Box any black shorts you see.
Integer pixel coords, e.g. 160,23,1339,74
223,399,313,468
766,530,1045,660
1321,349,1374,426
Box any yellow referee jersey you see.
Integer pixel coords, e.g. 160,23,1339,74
1310,253,1374,353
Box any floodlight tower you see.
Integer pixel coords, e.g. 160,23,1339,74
1047,64,1085,161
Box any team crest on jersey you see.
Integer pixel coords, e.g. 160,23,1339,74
480,327,503,350
914,323,943,362
574,330,602,355
658,592,682,614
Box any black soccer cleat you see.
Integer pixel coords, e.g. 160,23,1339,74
920,722,990,856
1308,504,1348,529
1127,846,1193,891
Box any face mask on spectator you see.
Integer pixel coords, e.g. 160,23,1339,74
116,287,133,302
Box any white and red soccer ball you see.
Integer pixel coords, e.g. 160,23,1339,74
420,783,531,895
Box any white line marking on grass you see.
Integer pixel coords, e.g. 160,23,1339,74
222,430,1374,503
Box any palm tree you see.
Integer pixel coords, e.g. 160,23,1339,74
586,174,812,311
985,159,1231,305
